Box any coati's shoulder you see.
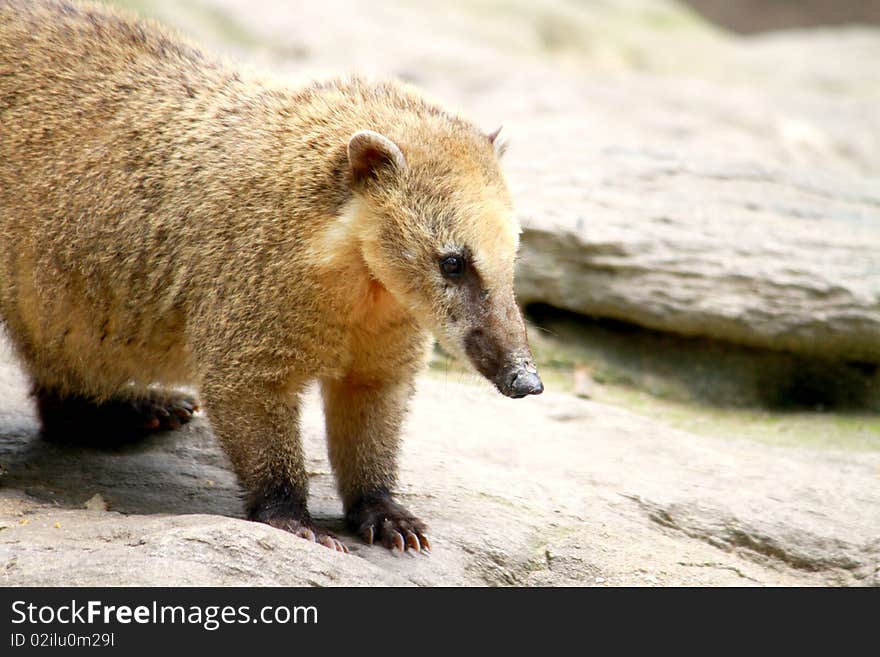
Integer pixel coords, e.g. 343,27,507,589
295,77,468,125
0,0,216,73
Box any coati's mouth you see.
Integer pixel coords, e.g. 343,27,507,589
499,366,544,398
463,329,544,399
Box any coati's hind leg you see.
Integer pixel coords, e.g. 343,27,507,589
33,385,199,443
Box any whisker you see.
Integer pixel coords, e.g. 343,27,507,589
525,320,557,336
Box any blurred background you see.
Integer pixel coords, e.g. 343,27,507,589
107,0,879,449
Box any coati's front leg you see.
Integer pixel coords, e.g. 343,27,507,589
201,378,348,553
322,375,431,554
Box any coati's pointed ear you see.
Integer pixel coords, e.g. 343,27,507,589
347,130,406,186
487,125,509,158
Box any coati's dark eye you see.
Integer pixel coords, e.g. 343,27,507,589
439,255,466,278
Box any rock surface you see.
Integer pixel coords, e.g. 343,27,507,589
507,78,880,363
1,342,878,586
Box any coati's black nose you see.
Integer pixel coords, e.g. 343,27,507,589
505,369,544,398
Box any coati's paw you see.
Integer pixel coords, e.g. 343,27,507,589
248,487,349,553
264,516,349,553
130,395,199,432
35,387,199,442
346,494,431,555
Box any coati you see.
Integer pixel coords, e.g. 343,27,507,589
0,0,543,553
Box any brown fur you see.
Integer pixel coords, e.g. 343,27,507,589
0,0,540,552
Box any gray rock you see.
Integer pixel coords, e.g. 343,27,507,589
491,32,880,362
510,106,880,363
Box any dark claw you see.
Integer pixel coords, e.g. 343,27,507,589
296,527,316,542
173,406,193,419
347,495,429,555
322,534,348,553
262,515,348,554
390,530,405,553
136,395,199,432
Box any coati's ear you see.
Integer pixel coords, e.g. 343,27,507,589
347,130,406,186
487,125,509,158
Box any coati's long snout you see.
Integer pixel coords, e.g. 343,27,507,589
463,293,543,399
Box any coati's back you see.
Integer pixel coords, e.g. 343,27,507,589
0,0,229,249
0,0,237,393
